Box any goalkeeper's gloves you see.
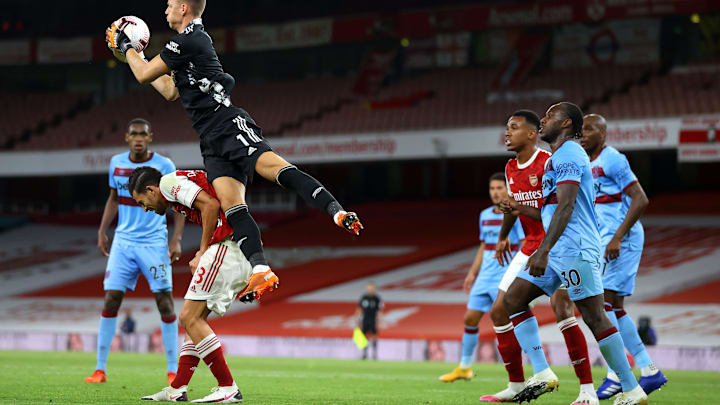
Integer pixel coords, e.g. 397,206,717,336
107,18,133,54
115,29,132,54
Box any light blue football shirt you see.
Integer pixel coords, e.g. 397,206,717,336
590,146,644,250
471,206,525,294
108,152,176,246
540,140,601,261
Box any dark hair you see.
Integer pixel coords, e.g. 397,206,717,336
558,102,584,139
127,117,151,133
489,172,506,183
510,110,541,130
183,0,206,15
128,166,162,195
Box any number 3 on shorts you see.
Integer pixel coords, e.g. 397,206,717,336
194,266,207,284
561,269,581,287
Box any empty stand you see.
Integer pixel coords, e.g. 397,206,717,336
10,63,712,151
0,92,89,149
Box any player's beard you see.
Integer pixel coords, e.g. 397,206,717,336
540,128,559,144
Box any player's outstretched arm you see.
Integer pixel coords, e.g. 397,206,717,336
526,182,578,276
98,188,119,257
606,182,649,259
191,190,222,254
125,50,178,100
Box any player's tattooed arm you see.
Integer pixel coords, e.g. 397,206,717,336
606,181,648,260
526,182,578,276
98,188,119,257
495,213,517,266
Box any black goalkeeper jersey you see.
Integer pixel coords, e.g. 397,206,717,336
160,18,237,136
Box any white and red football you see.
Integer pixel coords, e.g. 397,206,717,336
107,15,150,62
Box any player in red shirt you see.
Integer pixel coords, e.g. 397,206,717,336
128,166,251,403
478,110,596,404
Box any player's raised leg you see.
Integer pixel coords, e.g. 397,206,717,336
439,309,483,382
255,151,363,236
504,277,560,403
211,175,278,300
551,289,597,405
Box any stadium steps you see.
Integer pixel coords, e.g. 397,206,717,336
265,96,359,137
2,95,95,149
580,66,659,113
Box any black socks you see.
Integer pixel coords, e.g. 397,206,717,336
225,204,267,268
276,165,343,217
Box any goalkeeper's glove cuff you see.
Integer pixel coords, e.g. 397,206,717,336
117,33,132,54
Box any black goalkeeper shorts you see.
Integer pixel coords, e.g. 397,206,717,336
199,107,273,185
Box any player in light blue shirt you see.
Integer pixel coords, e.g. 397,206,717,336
439,173,524,383
85,118,185,385
582,114,666,399
503,103,648,405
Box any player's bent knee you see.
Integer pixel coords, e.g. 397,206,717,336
490,299,510,325
103,290,124,312
256,151,291,180
154,292,175,316
550,290,574,320
502,293,519,315
463,310,482,326
211,177,247,209
178,309,198,330
574,303,607,333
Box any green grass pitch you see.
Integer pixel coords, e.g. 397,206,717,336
0,351,714,404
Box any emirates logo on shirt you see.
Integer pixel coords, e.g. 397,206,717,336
529,174,538,187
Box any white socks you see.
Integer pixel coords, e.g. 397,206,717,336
641,363,659,377
580,383,597,396
252,264,270,274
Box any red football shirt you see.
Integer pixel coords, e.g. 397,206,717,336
504,148,551,256
159,170,233,246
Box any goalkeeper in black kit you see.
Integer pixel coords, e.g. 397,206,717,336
106,0,363,300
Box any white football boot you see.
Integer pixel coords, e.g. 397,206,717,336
141,385,188,402
513,368,560,403
612,385,649,405
571,389,600,405
191,383,243,403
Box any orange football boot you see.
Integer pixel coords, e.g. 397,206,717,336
336,211,363,236
84,369,107,383
243,268,279,300
167,371,176,385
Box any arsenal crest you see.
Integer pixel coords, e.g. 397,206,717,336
529,174,538,187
